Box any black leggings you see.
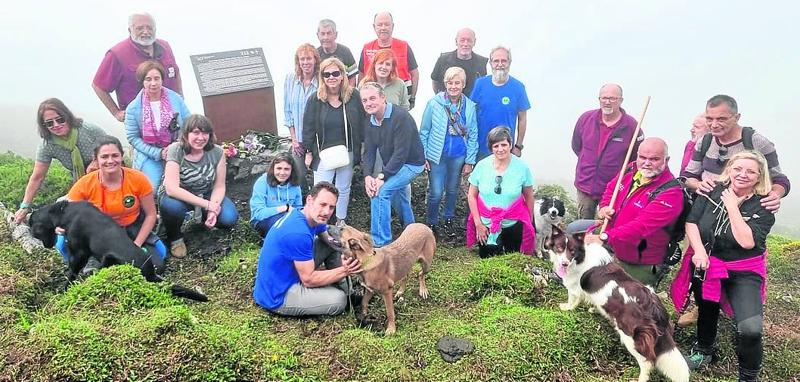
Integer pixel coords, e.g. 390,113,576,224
693,270,764,371
478,222,523,258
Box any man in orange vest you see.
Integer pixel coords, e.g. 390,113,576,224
358,12,420,109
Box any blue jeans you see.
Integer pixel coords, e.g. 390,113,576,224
159,193,239,242
371,166,420,247
426,155,465,225
134,154,165,191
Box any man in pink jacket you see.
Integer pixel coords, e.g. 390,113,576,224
585,137,684,286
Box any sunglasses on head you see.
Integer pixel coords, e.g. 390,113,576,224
494,175,503,194
43,116,66,128
322,70,342,78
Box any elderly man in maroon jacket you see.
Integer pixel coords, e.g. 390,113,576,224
572,84,643,219
585,138,683,287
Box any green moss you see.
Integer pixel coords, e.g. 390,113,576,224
0,152,71,209
462,253,536,302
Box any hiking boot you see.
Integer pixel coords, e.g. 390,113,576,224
170,239,187,258
739,366,761,382
685,345,716,371
678,305,699,327
428,224,440,239
80,257,102,277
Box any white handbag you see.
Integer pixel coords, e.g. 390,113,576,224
316,104,351,171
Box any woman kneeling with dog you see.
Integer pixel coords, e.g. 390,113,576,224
160,114,239,258
466,126,536,257
671,151,775,381
66,135,166,274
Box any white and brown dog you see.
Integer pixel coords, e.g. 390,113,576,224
546,226,689,382
533,197,565,258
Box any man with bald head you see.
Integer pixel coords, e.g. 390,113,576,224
584,138,684,286
358,12,420,108
431,28,488,96
572,84,643,219
680,113,709,174
93,12,182,122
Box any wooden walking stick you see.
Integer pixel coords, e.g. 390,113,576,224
599,96,651,233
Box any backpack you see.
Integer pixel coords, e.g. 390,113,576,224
648,178,692,266
698,126,755,157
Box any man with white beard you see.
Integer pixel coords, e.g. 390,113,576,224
571,84,643,219
470,46,530,161
583,138,683,287
92,12,182,122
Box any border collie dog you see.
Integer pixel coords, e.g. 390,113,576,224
546,226,689,382
533,197,565,258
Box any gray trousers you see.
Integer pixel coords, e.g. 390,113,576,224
576,189,600,219
271,238,350,316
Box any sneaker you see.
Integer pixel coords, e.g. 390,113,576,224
685,347,716,371
444,219,453,227
428,224,440,239
678,305,699,327
170,239,187,258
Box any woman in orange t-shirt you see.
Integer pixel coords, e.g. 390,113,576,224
64,135,165,274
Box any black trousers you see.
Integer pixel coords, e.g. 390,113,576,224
478,222,523,258
693,270,764,371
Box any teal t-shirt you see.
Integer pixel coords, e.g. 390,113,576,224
468,155,534,243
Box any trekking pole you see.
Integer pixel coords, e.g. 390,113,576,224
600,96,651,234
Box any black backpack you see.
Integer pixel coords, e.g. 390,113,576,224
698,126,755,157
647,178,692,266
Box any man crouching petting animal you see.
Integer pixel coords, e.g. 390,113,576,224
583,138,684,287
331,222,435,335
253,182,362,316
549,225,690,382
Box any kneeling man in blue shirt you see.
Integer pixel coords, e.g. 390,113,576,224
253,181,361,316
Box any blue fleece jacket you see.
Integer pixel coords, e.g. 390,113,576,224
249,173,304,224
124,88,191,168
420,92,478,165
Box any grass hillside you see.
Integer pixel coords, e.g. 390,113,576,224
1,153,798,381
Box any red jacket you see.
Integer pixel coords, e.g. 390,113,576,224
601,163,684,265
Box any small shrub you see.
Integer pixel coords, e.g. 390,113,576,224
463,254,536,302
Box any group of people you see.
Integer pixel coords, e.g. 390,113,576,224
14,12,239,273
11,10,789,382
574,92,787,382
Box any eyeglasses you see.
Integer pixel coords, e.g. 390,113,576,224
599,97,620,103
322,70,342,78
494,175,503,194
717,145,729,166
43,116,66,128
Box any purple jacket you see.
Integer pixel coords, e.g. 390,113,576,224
600,163,684,265
572,108,643,199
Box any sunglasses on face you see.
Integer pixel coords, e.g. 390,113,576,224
322,70,342,78
494,175,503,194
43,116,66,128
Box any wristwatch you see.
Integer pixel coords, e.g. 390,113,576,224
599,232,609,242
377,173,385,180
514,143,524,150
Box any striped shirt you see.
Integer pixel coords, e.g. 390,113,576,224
283,73,318,142
682,129,790,194
165,143,223,196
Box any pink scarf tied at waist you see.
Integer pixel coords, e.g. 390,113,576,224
141,91,175,148
670,247,767,317
466,194,535,255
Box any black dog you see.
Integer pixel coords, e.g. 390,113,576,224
29,200,208,302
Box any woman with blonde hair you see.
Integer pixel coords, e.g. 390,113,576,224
671,150,775,381
419,66,478,233
302,57,365,224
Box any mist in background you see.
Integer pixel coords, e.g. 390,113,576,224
1,1,797,235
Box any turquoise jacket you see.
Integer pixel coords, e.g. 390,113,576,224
419,92,478,165
124,88,191,167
